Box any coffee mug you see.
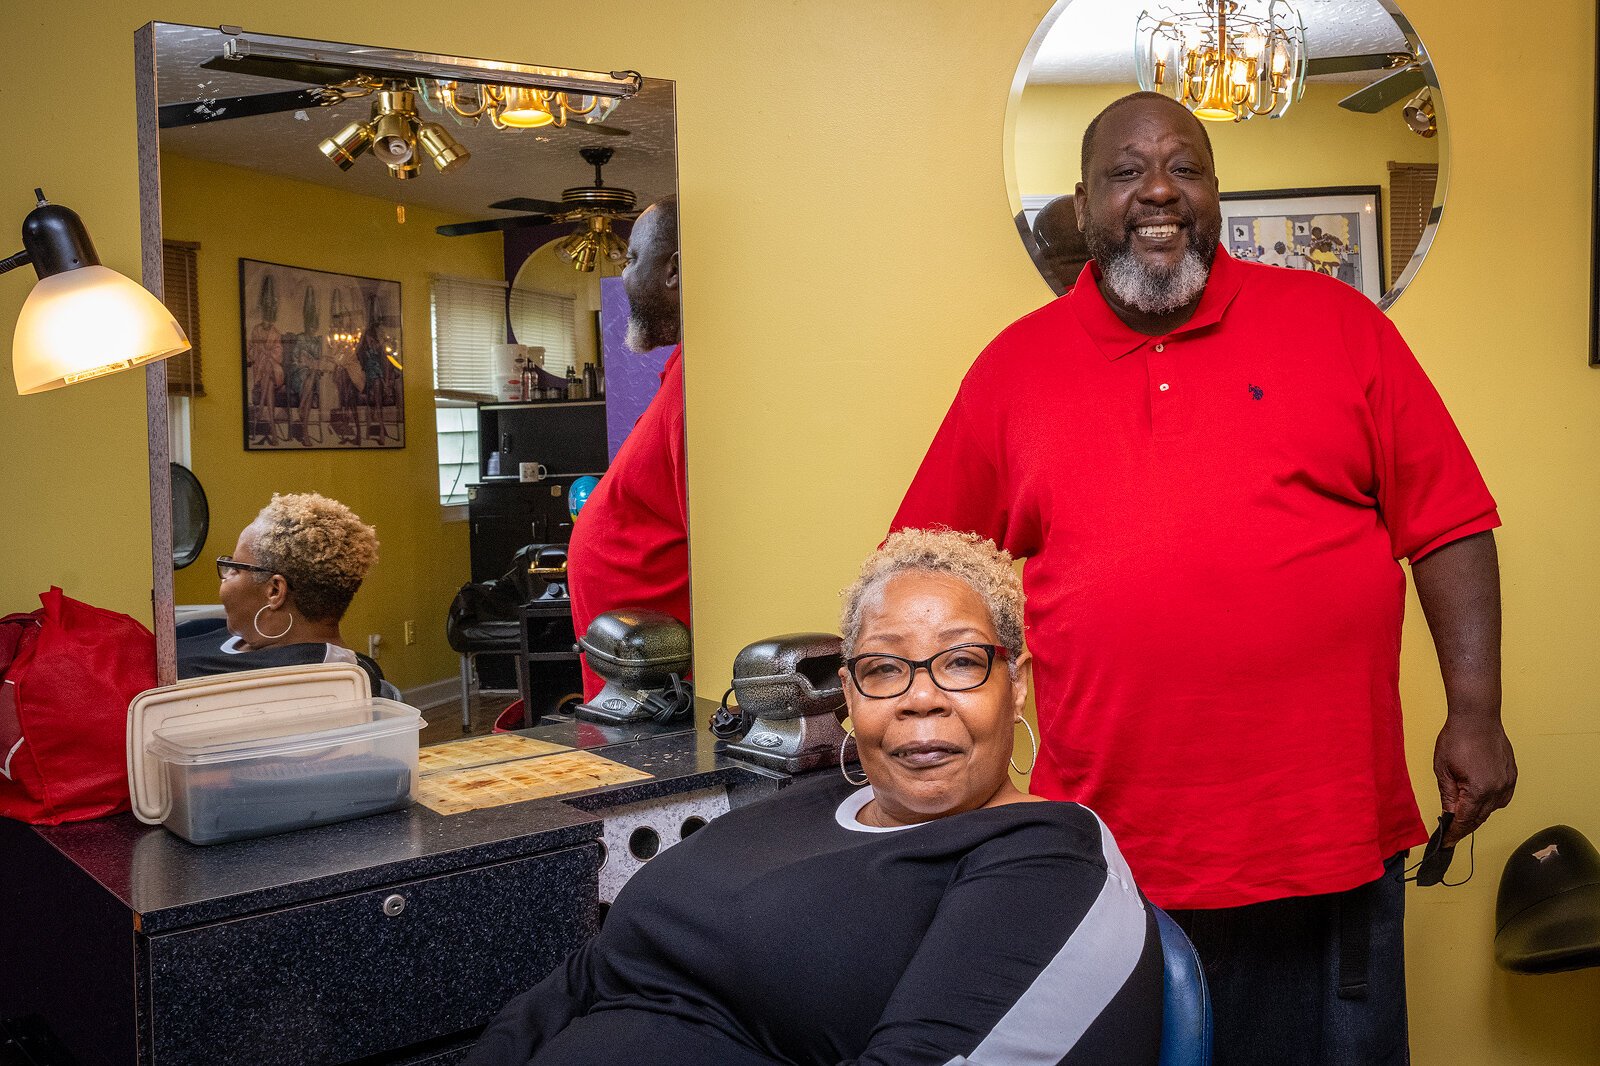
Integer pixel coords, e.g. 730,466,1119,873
519,462,548,483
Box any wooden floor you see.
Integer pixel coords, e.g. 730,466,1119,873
418,690,520,747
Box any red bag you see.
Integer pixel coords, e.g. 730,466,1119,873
0,587,157,825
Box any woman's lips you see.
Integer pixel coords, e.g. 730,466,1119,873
890,742,964,768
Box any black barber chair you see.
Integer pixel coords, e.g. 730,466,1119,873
446,544,571,731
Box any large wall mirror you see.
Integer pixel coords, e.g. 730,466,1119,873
137,24,684,745
1008,0,1445,310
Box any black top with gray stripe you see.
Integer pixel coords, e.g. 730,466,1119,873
468,773,1162,1066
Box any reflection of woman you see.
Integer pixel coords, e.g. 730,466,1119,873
467,529,1162,1066
178,493,386,694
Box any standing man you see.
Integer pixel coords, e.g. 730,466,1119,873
567,196,689,699
891,93,1515,1064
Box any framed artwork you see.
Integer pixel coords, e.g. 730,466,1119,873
1592,21,1600,366
239,258,405,450
1220,186,1385,302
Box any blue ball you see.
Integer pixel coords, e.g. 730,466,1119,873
568,475,600,519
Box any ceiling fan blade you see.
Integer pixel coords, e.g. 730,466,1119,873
158,88,333,128
1306,52,1414,77
435,214,558,237
1337,66,1426,114
200,53,372,88
489,197,569,214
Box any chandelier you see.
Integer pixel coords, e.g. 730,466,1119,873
420,80,626,131
1135,0,1307,122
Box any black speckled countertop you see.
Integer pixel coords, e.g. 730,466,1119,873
31,717,781,934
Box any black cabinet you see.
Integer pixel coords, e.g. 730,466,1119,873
1,729,782,1066
466,480,577,583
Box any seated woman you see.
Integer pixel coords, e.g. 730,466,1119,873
467,529,1162,1066
178,492,387,695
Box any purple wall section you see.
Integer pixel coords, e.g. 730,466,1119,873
600,277,675,460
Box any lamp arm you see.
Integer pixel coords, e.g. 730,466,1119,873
0,250,30,275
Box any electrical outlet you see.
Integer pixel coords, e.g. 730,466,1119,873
367,634,382,658
403,620,417,646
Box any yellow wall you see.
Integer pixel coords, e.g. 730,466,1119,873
158,154,501,689
1,2,1596,1061
1016,81,1441,275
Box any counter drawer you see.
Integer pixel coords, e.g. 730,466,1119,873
143,842,599,1064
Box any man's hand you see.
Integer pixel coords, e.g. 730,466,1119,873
1433,716,1516,845
1411,530,1513,847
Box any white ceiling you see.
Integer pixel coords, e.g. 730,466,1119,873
1028,0,1414,85
154,23,679,224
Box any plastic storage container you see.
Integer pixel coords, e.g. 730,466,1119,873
127,664,423,845
147,699,420,845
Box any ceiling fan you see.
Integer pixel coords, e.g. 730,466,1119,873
435,146,640,270
1306,51,1433,133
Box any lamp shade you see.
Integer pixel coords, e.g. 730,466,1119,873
12,264,190,395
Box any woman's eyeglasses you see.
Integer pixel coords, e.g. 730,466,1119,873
216,557,277,581
846,643,1010,699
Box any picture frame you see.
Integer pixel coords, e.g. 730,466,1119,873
1219,186,1385,302
239,258,405,451
1591,20,1600,367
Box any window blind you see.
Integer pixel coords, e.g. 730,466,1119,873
431,274,509,397
162,240,204,397
508,288,577,375
1387,162,1439,284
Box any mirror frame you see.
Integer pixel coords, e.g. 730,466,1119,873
1004,0,1449,314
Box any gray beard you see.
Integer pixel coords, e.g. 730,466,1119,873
625,305,677,353
1098,244,1212,315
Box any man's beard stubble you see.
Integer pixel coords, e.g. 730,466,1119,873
1084,214,1220,316
625,289,679,353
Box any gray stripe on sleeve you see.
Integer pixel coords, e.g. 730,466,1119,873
944,812,1150,1066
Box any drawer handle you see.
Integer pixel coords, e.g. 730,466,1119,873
382,894,407,917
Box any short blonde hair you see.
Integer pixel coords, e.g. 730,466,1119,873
246,493,379,622
840,528,1025,666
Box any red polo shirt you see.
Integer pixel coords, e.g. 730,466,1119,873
892,250,1498,908
568,348,690,699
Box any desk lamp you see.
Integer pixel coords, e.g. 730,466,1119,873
1,189,189,395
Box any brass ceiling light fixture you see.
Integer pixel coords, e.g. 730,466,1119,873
317,82,470,179
171,34,642,183
1136,0,1307,122
1402,87,1437,137
555,215,629,272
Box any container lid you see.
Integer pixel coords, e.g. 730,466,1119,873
147,697,420,765
126,663,372,825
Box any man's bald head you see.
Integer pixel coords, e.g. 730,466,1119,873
623,195,682,352
1080,92,1214,186
1032,196,1091,294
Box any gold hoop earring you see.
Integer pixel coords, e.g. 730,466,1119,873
1011,716,1038,776
253,604,294,641
840,728,867,786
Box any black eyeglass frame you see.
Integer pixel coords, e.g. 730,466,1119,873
845,643,1012,699
215,556,278,581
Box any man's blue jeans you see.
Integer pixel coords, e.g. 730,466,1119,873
1167,852,1409,1066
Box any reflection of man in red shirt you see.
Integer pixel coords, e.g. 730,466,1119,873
567,197,689,699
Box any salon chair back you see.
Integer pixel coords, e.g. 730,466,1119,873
1154,906,1213,1066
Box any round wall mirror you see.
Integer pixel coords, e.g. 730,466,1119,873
1007,0,1445,310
